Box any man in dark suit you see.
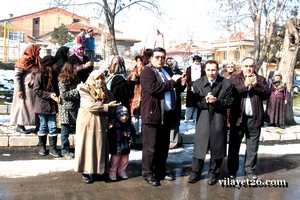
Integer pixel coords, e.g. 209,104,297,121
187,60,234,185
140,47,186,186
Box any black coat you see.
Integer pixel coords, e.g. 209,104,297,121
108,120,136,155
193,75,233,160
164,66,186,127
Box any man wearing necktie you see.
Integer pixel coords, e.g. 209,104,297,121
140,47,186,186
187,60,234,185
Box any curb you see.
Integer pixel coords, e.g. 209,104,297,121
1,126,299,147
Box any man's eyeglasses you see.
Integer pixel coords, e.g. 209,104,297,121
154,56,166,60
244,65,254,68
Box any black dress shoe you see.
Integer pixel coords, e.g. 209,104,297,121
187,173,201,183
82,173,93,184
207,176,218,185
144,176,160,186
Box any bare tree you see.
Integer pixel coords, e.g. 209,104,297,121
277,17,300,124
54,0,160,55
215,0,299,71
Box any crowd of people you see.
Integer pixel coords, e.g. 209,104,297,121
11,42,288,186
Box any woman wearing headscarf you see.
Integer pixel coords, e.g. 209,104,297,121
74,70,121,184
10,44,41,133
265,71,289,129
106,56,131,119
128,55,145,134
68,44,93,83
55,46,70,73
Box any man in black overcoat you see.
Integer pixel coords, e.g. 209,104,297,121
187,60,234,185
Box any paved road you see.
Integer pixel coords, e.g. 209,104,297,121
1,143,300,200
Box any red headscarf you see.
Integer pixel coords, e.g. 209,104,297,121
15,44,41,71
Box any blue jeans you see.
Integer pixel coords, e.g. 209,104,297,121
38,114,57,136
60,124,71,154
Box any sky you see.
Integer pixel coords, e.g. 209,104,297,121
0,0,225,49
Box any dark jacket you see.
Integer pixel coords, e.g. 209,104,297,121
108,74,131,112
33,70,59,114
108,120,136,155
68,54,93,83
140,65,179,125
230,72,271,129
193,75,233,159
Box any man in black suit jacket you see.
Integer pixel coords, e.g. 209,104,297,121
140,47,186,186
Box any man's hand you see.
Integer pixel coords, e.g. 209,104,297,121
245,74,257,88
181,73,187,85
205,92,217,103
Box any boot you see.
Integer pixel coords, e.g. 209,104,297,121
38,135,47,156
49,136,61,158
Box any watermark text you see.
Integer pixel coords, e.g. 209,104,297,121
219,178,288,189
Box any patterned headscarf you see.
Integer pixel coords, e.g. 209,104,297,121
73,44,84,62
15,44,41,71
109,56,127,77
272,72,286,92
85,70,107,102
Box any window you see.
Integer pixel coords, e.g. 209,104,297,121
32,17,40,38
8,31,24,42
223,51,227,60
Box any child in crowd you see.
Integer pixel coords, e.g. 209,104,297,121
108,106,136,181
33,55,60,157
58,62,81,159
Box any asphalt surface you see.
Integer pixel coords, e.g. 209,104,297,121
1,144,300,200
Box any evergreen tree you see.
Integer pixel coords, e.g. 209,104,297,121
50,23,74,45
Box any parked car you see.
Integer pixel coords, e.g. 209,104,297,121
293,73,300,93
267,70,300,94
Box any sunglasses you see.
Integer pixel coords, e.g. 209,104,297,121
154,56,166,60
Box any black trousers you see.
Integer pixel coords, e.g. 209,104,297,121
191,157,223,178
227,115,261,175
141,123,171,178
